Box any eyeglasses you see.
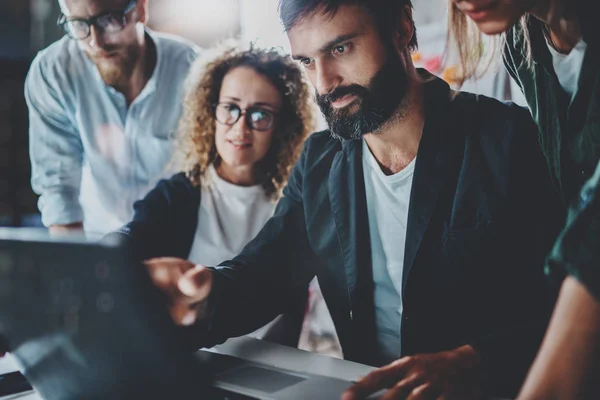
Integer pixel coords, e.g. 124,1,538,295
57,0,137,40
214,103,277,132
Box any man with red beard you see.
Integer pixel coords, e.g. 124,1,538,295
25,0,198,238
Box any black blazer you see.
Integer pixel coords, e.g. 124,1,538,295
112,174,307,348
117,76,563,397
114,172,201,261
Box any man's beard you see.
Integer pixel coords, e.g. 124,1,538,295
316,50,409,141
86,45,138,87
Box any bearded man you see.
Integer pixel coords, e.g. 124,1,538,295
126,1,564,398
25,0,198,237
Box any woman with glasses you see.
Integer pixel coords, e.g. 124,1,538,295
447,1,600,398
113,44,316,347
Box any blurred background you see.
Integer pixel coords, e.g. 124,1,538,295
0,0,525,228
0,0,526,357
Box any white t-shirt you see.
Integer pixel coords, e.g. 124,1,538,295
546,38,588,100
187,164,276,266
362,139,416,364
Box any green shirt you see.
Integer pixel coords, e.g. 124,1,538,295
504,2,600,298
503,1,600,206
547,160,600,299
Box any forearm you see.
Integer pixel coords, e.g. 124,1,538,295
173,267,289,351
201,266,298,345
518,276,600,400
49,222,84,235
35,187,84,228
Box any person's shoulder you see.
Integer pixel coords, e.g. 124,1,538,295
25,36,88,101
281,130,340,195
151,29,200,65
502,21,539,74
154,172,197,195
27,36,83,83
135,171,199,210
451,90,531,125
503,24,522,53
576,0,598,44
302,130,343,158
450,91,537,148
31,35,77,63
304,130,340,148
131,171,198,215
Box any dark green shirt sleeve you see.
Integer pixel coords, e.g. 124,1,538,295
502,28,523,92
546,160,600,300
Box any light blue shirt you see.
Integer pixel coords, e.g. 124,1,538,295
25,29,198,237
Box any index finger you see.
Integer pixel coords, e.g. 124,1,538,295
144,257,196,273
144,260,184,290
178,266,213,304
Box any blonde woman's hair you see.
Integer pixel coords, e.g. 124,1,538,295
174,42,316,200
446,1,533,87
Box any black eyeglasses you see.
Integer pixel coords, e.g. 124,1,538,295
214,103,277,132
57,0,137,40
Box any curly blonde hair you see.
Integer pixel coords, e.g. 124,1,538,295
175,43,316,200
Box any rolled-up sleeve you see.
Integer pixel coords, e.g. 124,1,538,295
546,160,600,300
25,56,84,227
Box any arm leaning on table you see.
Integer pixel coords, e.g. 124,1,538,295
25,55,84,233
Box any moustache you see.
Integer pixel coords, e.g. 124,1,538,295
316,85,370,110
87,47,121,58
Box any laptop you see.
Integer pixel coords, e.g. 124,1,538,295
0,228,360,399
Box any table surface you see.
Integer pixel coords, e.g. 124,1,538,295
0,337,512,400
0,336,377,400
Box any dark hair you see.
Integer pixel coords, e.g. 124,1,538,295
278,0,418,52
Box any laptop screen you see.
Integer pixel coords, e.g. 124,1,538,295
0,231,210,398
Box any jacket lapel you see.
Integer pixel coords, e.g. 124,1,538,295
328,139,377,363
327,75,461,363
402,78,460,291
328,139,372,308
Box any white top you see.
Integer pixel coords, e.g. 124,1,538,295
362,139,416,364
25,28,199,238
187,165,276,266
546,38,588,100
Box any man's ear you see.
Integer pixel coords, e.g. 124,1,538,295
137,0,149,24
394,5,415,52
